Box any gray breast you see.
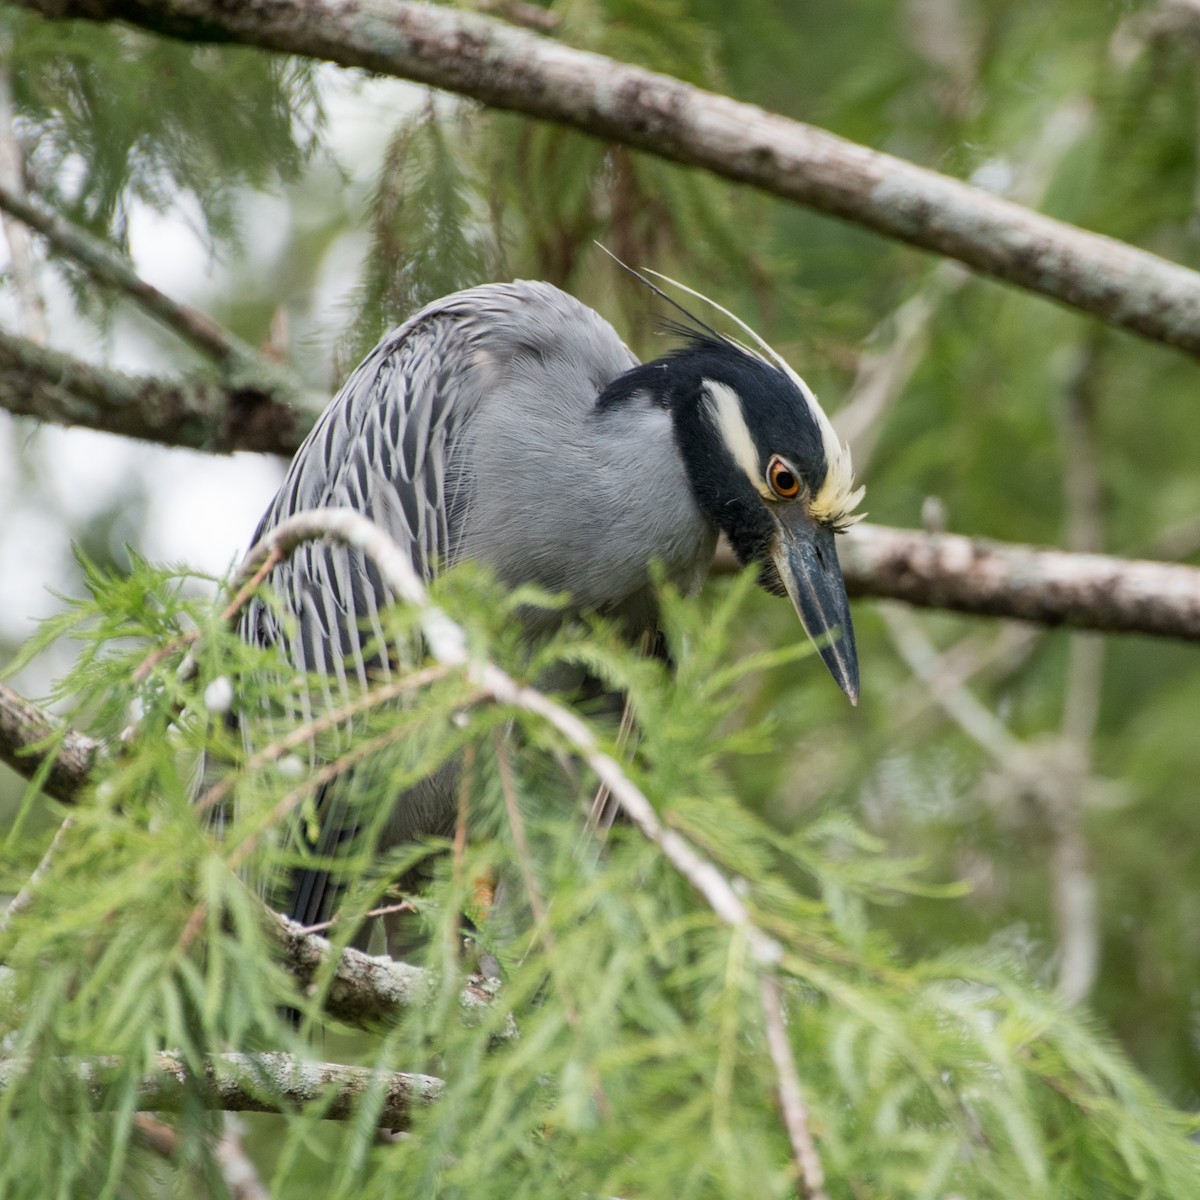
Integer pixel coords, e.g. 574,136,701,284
447,295,715,613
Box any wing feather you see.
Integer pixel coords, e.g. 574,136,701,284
237,281,639,930
240,292,497,928
242,280,609,926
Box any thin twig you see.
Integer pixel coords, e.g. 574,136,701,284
132,1114,181,1157
452,742,474,891
1051,337,1106,1006
215,1115,271,1200
0,815,74,936
297,900,417,937
759,974,828,1200
878,602,1029,770
889,621,1042,741
493,733,551,943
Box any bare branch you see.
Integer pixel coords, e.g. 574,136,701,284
0,1051,444,1127
839,524,1200,640
17,0,1200,359
0,681,99,804
215,1117,271,1200
888,621,1042,743
0,325,312,454
1050,338,1106,1007
877,603,1027,769
0,180,283,378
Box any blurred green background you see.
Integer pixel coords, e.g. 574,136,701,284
2,0,1199,1105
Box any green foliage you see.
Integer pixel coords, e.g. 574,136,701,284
2,557,1198,1198
340,0,769,366
338,101,493,370
6,10,320,249
7,0,1200,1192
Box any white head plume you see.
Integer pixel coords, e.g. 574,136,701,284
644,269,865,530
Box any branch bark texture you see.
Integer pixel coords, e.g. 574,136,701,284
267,908,500,1029
0,1051,443,1127
840,524,1200,640
18,0,1200,359
0,681,98,803
0,328,310,455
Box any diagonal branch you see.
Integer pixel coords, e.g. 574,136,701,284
236,506,823,1169
16,0,1200,359
0,1051,443,1127
237,507,784,963
0,180,291,380
0,326,311,454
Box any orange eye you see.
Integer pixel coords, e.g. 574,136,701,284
767,456,801,499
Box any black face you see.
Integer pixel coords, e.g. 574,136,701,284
597,335,861,702
619,338,825,552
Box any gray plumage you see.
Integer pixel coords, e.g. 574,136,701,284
241,278,863,929
242,282,714,926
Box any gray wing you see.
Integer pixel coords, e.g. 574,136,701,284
243,302,476,690
237,281,639,928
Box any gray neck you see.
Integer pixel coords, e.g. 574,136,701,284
451,387,716,615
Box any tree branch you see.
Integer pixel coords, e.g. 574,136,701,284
1049,337,1106,1007
0,681,99,803
759,974,828,1200
0,326,311,454
0,180,290,379
839,524,1200,639
265,907,501,1030
0,1051,443,1127
17,0,1200,359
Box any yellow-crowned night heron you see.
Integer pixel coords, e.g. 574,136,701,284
241,280,864,929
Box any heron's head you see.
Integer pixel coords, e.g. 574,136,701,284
632,332,865,704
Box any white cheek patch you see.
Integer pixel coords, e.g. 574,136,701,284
646,270,865,529
703,379,771,497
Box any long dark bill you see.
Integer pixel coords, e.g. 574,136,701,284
771,511,860,705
